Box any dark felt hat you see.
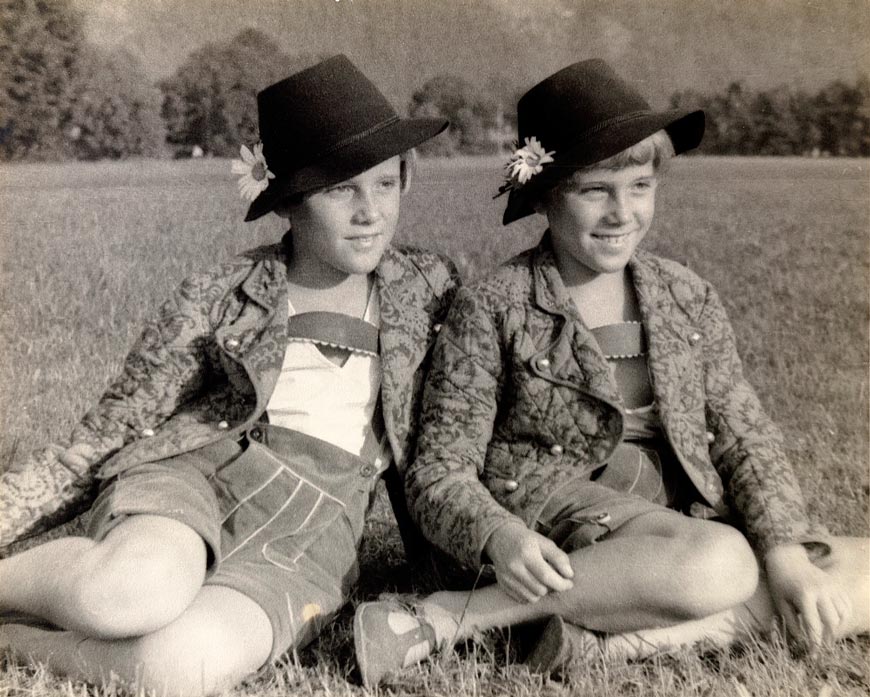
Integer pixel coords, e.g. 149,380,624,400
244,55,448,222
501,59,705,225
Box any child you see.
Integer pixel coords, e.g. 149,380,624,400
0,55,457,695
353,59,869,687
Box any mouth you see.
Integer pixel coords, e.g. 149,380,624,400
345,233,382,248
591,231,633,247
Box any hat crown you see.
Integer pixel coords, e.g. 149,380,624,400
517,59,651,153
258,54,397,176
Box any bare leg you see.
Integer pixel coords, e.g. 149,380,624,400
0,515,206,637
0,585,273,697
420,512,758,643
354,511,758,685
588,536,869,660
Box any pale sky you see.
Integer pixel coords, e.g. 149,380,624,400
72,0,869,106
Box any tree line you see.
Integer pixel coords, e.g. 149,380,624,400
1,1,868,161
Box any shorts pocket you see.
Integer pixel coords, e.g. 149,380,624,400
211,441,342,565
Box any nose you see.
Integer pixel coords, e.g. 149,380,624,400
608,191,632,225
352,188,381,225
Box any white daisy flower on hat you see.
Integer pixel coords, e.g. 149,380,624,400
508,137,555,184
231,143,275,202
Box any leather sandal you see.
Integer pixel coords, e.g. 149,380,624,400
524,615,603,676
354,598,438,687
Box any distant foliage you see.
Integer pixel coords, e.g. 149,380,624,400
159,29,322,157
670,77,870,157
409,74,514,156
66,47,166,160
0,0,164,160
0,0,84,159
2,12,867,161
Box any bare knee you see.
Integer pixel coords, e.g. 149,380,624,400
125,593,272,696
669,523,758,619
128,626,262,696
69,518,206,638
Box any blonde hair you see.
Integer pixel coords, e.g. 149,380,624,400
399,148,416,193
579,130,675,173
534,130,674,213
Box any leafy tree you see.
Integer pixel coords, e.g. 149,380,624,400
409,74,507,155
814,78,870,156
66,47,165,159
160,28,319,157
0,0,85,159
751,86,802,155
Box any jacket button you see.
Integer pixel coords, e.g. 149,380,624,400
249,427,263,442
550,444,564,455
537,357,550,370
225,338,240,350
504,479,519,492
141,428,155,437
433,323,442,333
705,431,715,443
688,332,701,345
217,420,229,430
707,482,717,493
360,463,377,477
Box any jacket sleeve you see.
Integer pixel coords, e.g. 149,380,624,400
405,286,526,570
700,282,829,556
0,273,214,549
383,250,462,562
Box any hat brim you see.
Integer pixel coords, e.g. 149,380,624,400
244,117,448,222
502,109,704,225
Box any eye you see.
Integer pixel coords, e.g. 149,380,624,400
376,177,399,192
577,185,608,197
324,184,354,199
632,178,656,192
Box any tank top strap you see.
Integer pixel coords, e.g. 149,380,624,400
286,312,379,357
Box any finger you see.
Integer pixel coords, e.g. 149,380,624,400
511,565,549,600
527,555,574,594
499,570,545,604
831,591,852,638
816,594,840,644
778,602,801,639
798,597,824,648
539,541,575,580
496,573,530,604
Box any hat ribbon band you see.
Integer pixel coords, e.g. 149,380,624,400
310,115,403,165
540,110,655,159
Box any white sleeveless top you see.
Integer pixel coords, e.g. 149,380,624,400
266,289,384,459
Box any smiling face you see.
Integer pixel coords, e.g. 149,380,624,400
282,156,402,279
540,161,658,284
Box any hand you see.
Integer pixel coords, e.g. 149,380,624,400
765,543,851,649
484,521,574,603
58,443,95,471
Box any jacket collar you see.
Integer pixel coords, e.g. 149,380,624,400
231,237,434,453
529,233,701,410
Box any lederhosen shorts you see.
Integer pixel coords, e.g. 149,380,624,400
87,424,381,661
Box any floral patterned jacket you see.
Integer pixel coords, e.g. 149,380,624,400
0,234,458,549
406,234,826,570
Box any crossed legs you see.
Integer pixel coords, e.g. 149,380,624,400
355,512,870,685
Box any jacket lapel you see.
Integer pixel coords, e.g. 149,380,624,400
631,254,708,470
376,247,439,463
214,245,291,415
531,239,621,404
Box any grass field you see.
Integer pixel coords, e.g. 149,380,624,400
0,156,868,695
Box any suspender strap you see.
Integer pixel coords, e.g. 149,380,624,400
287,312,379,357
